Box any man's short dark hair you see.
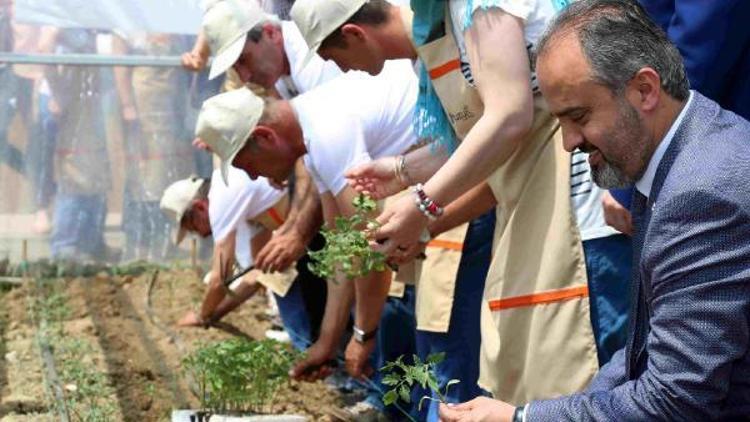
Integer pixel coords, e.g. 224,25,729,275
320,0,391,50
537,0,689,101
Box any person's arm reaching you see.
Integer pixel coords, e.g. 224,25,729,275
336,186,391,379
372,8,534,254
289,192,354,381
199,231,237,324
255,159,323,272
345,144,450,200
182,30,210,72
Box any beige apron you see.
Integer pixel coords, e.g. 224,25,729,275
479,96,598,403
129,36,193,202
387,7,467,334
414,8,598,402
248,195,297,297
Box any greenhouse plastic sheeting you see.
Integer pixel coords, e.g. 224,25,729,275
14,0,203,36
0,0,273,265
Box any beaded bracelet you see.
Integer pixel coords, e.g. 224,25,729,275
412,183,444,220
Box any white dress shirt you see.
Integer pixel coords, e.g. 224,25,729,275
635,91,694,198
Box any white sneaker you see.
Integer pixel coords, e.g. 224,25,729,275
265,329,290,343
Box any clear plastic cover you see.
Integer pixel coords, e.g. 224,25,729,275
0,0,264,266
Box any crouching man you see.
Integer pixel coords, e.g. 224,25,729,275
160,168,326,351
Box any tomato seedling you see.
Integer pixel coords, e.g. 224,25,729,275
308,194,386,281
380,352,460,411
182,338,301,415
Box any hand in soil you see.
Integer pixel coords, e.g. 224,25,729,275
290,341,336,382
176,310,205,328
344,338,375,380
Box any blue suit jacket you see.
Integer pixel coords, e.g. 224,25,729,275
529,92,750,420
639,0,750,120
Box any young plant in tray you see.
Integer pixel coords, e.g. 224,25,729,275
381,352,459,411
182,338,301,415
308,194,387,281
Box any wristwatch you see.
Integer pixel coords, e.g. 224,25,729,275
352,325,378,344
512,404,526,422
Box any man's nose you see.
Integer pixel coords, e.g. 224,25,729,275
561,126,584,153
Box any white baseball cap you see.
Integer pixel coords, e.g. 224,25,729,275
195,88,265,185
203,0,268,80
290,0,369,67
160,176,206,244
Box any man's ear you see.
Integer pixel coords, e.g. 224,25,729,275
251,125,277,149
193,199,209,213
262,22,282,42
341,24,367,43
629,67,661,113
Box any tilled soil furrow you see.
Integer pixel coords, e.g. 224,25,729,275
81,277,189,421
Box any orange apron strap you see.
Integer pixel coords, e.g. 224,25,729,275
429,59,461,80
427,239,464,251
488,285,589,311
266,207,285,227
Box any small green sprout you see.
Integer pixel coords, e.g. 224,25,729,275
380,352,460,411
308,194,386,281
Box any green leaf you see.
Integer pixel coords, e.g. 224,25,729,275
399,384,411,403
383,389,398,406
426,352,446,365
382,374,400,386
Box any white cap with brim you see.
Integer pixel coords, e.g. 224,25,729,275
291,0,369,69
203,0,268,80
195,88,265,185
160,176,206,244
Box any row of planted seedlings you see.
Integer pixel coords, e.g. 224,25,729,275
177,194,456,421
27,277,119,421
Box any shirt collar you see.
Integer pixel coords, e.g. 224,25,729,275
635,91,694,198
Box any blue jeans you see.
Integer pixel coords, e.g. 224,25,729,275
274,280,315,352
416,211,495,421
367,285,419,420
274,235,328,351
582,234,632,365
50,194,107,260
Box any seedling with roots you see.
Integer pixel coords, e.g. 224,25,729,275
308,194,387,281
380,352,459,411
182,338,301,415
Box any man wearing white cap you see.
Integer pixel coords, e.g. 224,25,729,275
187,0,342,97
196,61,418,384
160,169,327,351
185,0,345,277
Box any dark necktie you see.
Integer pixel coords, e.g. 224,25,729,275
626,190,649,378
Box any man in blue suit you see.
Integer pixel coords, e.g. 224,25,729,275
439,1,750,420
639,0,750,120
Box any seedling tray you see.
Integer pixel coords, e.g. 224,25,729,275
172,410,307,422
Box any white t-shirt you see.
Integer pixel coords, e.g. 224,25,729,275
291,60,418,195
448,0,558,91
448,1,617,240
208,167,287,267
570,152,620,241
274,21,343,99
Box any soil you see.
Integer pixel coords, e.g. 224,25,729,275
0,269,351,421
